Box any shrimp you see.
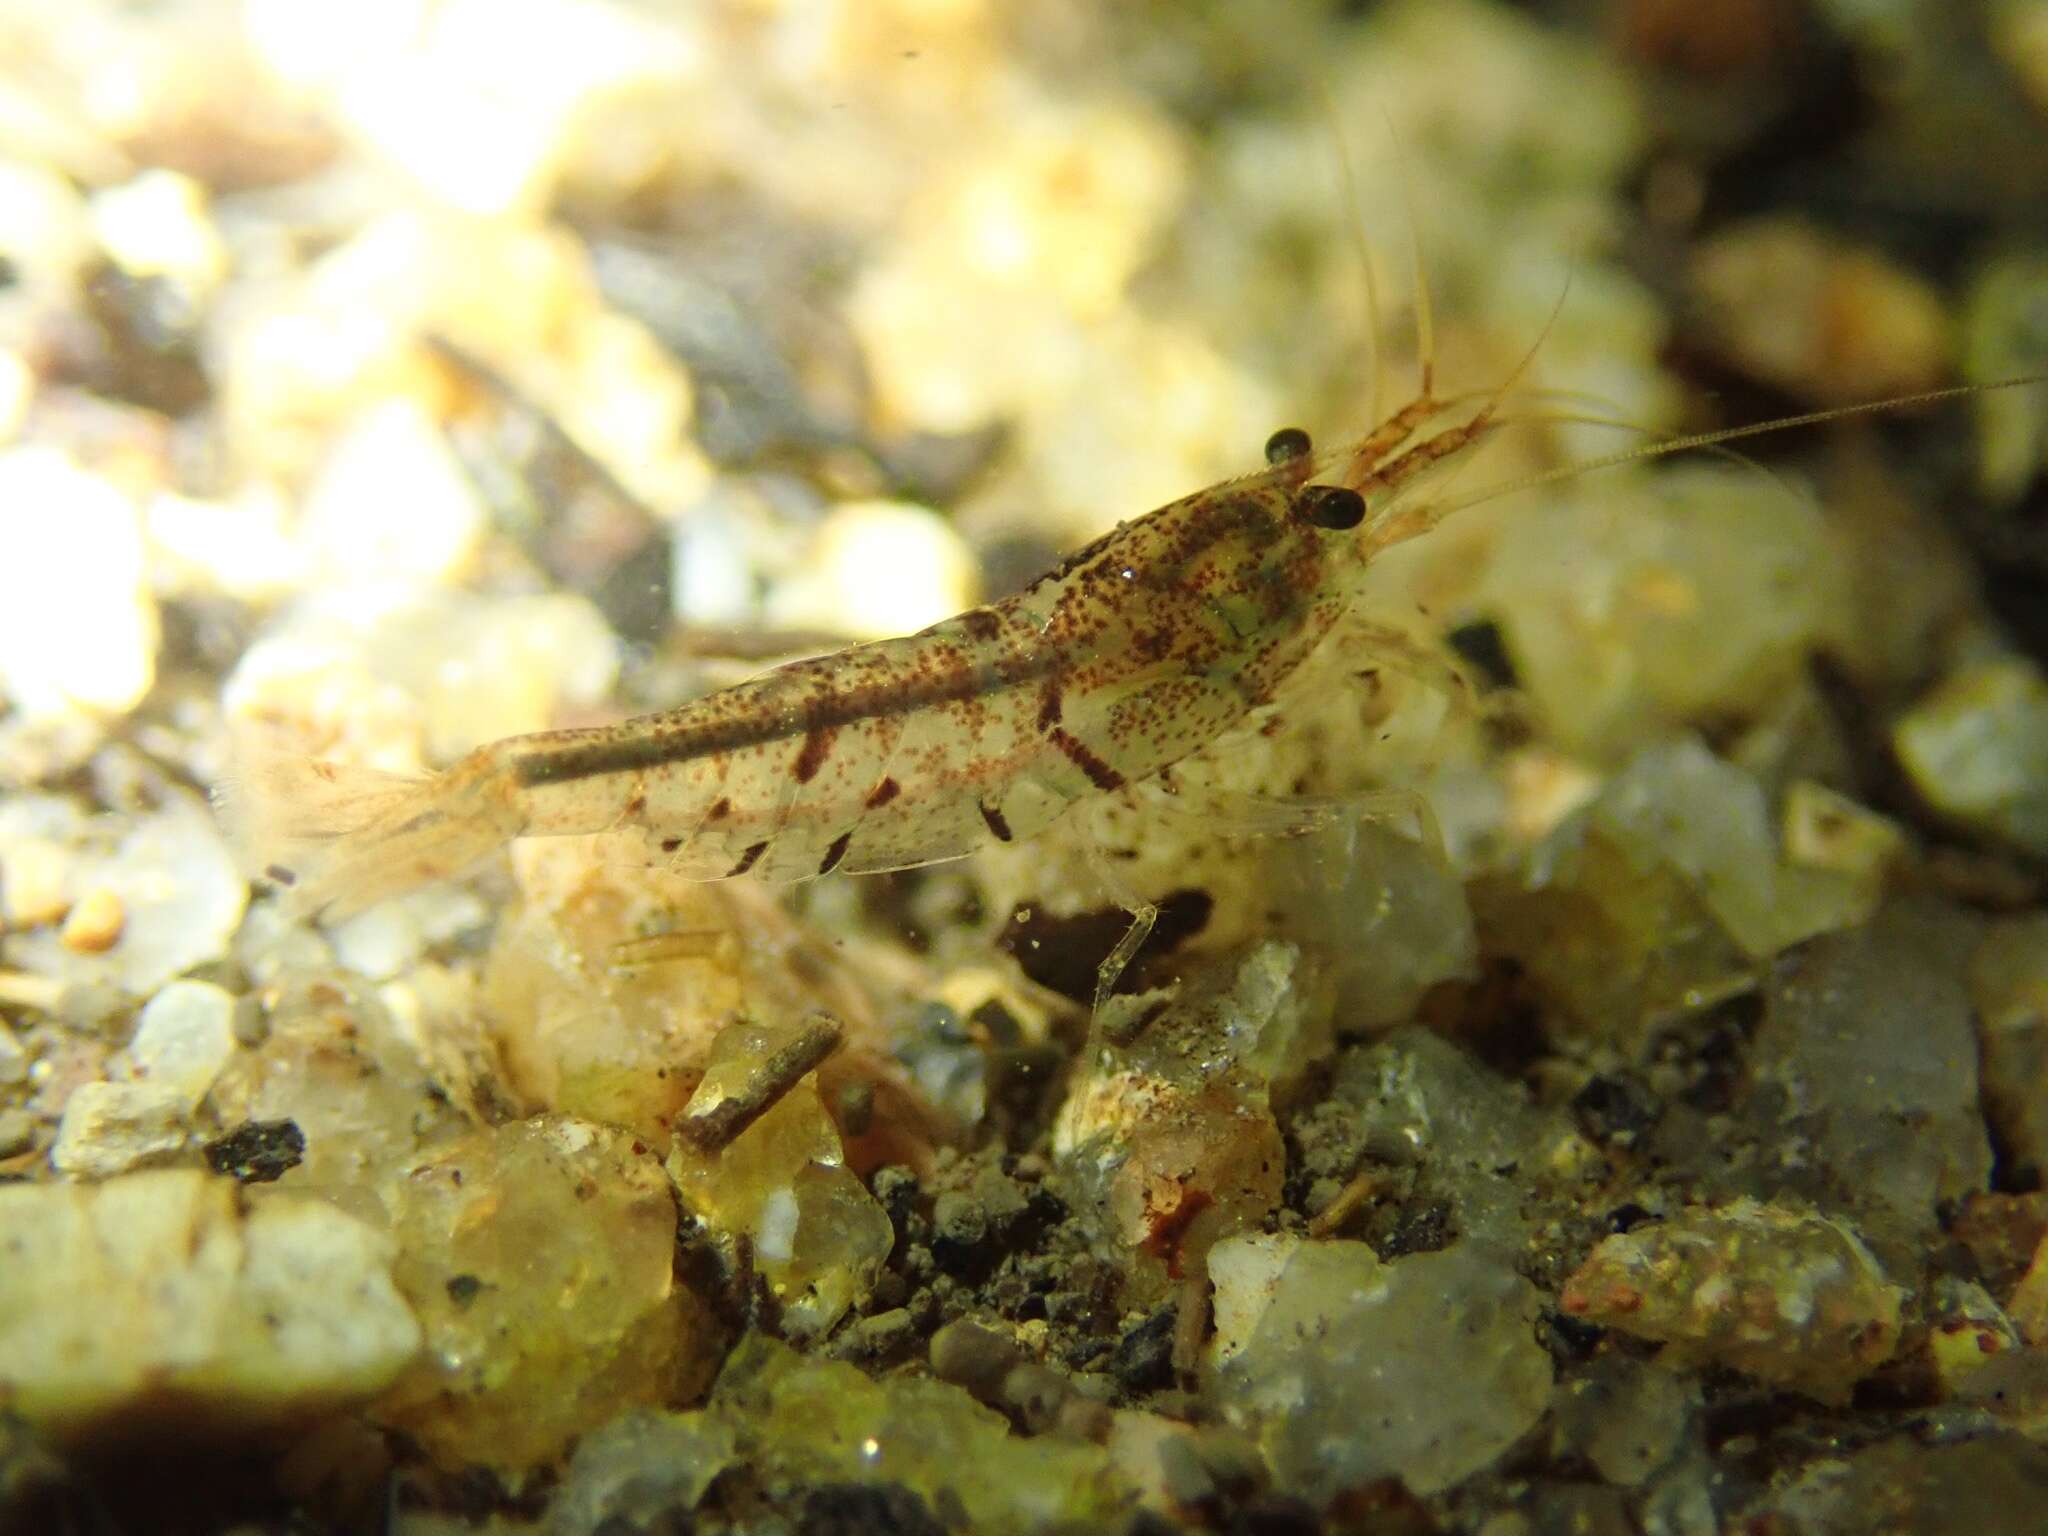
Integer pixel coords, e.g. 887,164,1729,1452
221,304,2043,925
219,362,1527,920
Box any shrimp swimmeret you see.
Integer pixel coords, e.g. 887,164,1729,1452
221,361,2036,922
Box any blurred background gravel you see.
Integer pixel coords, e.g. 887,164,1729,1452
1,2,2047,1533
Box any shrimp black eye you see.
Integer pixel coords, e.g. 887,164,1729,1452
1297,484,1365,530
1264,426,1312,465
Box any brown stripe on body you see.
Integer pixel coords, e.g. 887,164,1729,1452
727,840,768,876
508,481,1278,825
510,631,1062,788
1036,680,1063,729
1048,727,1124,791
978,801,1013,841
818,830,854,874
792,725,835,783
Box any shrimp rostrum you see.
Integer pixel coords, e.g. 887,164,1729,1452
222,371,1518,920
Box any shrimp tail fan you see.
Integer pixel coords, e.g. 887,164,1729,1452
213,741,512,920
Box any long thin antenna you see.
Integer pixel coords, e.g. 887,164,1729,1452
1381,111,1435,400
1314,77,1386,429
1433,376,2048,519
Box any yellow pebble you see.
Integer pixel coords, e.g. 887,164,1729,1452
60,887,126,953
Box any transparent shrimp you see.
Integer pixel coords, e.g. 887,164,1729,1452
220,344,2042,923
218,348,1531,919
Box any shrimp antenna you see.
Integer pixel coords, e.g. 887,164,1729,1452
1433,375,2048,519
1314,76,1386,429
1354,267,1573,549
1382,110,1437,401
1485,264,1573,420
1491,406,1806,507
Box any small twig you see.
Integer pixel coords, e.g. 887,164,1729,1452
674,1011,844,1153
1306,1164,1384,1239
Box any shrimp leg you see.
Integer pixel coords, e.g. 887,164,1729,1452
1085,805,1161,1015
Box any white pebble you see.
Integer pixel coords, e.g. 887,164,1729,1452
330,886,486,982
670,494,759,628
49,1080,190,1178
1206,1232,1302,1368
1894,658,2048,857
145,486,307,602
232,897,337,990
245,0,706,217
125,980,238,1108
218,596,425,773
766,500,979,640
0,835,71,929
329,904,424,983
0,795,89,932
0,1171,421,1432
89,169,227,294
0,349,30,443
0,448,159,721
224,589,619,769
0,160,91,299
299,400,486,589
396,593,619,761
232,1195,425,1408
4,792,249,998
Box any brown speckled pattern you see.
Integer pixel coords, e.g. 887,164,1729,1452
420,392,1490,884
